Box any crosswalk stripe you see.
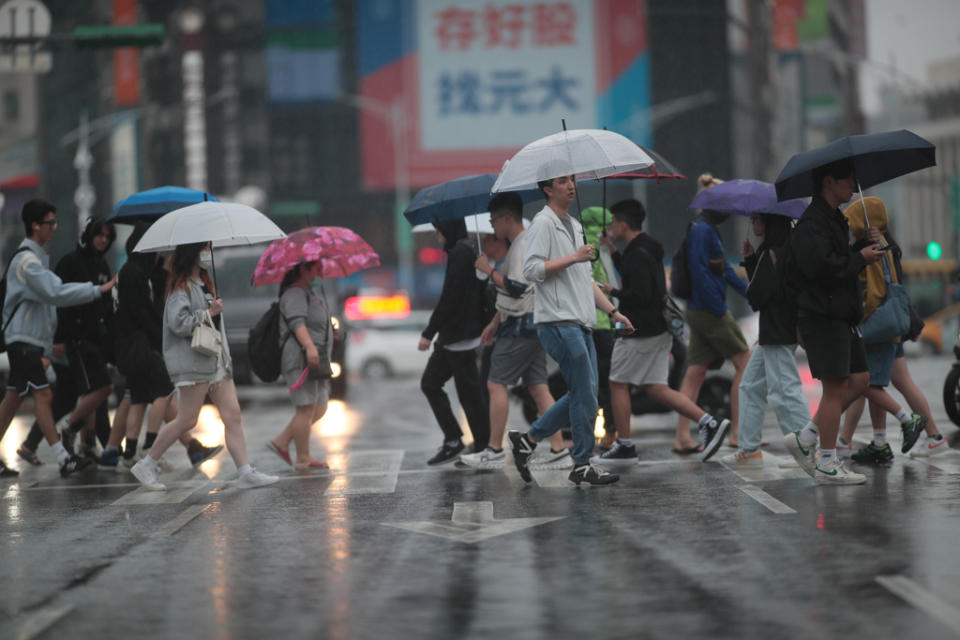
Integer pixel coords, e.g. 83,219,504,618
152,504,210,537
876,575,960,634
737,484,797,514
8,604,73,640
325,450,404,495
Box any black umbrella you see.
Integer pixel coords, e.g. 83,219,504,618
774,129,936,201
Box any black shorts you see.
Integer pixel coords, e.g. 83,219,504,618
6,342,50,396
799,315,868,380
126,350,174,404
66,340,112,395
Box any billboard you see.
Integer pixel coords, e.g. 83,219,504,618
357,0,650,189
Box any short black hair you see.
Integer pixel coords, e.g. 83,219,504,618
813,158,855,193
22,198,55,237
610,198,646,231
487,192,523,222
536,178,554,199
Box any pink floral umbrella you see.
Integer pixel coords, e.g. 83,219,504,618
252,226,380,285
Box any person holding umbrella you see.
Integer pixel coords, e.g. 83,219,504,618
781,159,885,484
508,173,633,486
418,218,491,465
130,242,277,491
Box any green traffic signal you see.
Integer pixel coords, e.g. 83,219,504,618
927,241,943,261
73,24,165,48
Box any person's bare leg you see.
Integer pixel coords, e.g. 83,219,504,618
815,373,869,449
868,398,887,433
727,350,750,445
125,404,147,442
486,381,509,449
674,365,707,448
609,381,632,441
147,384,207,460
0,389,25,443
105,395,131,449
840,396,866,444
33,388,61,445
289,405,316,462
65,385,113,428
862,386,903,416
206,379,248,468
891,357,941,436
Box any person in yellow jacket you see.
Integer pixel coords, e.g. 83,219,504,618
838,197,927,463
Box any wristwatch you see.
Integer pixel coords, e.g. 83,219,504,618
608,307,619,317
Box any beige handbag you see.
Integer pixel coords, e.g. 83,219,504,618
191,310,222,356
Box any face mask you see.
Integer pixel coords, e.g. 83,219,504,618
199,250,213,270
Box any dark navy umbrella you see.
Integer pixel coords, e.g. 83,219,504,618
775,129,936,201
690,179,807,218
402,174,541,226
108,186,220,224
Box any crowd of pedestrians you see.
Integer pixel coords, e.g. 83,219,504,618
0,156,947,491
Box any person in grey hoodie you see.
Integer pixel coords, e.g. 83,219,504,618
0,199,116,477
130,241,277,491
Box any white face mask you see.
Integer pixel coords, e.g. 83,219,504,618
199,250,213,270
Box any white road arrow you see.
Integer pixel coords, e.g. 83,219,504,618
384,501,564,543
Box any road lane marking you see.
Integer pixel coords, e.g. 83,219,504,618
325,450,404,495
8,604,73,640
926,458,960,474
737,484,796,514
723,454,811,482
876,575,960,634
384,501,564,543
111,481,210,505
152,504,210,537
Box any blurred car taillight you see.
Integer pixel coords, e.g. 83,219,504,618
344,295,410,321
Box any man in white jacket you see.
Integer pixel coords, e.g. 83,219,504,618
507,174,633,486
0,199,116,477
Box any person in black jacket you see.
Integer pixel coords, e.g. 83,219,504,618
782,158,884,485
720,213,811,468
18,218,117,462
418,218,491,465
594,199,728,465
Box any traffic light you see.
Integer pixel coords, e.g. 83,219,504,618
927,241,942,261
73,24,165,48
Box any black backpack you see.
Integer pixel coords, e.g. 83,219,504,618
669,223,693,299
248,301,288,383
0,247,31,354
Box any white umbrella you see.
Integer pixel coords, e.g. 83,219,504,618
411,213,529,235
133,201,285,253
491,128,655,192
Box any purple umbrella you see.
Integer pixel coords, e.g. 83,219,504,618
689,179,807,219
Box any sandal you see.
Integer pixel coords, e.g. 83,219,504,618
17,445,43,466
295,459,329,470
265,441,293,466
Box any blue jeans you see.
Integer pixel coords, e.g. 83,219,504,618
529,325,598,465
737,344,811,452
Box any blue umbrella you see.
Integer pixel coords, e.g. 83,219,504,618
402,174,541,226
689,179,807,219
775,129,936,201
108,186,220,224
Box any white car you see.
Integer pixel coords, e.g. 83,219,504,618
347,311,434,378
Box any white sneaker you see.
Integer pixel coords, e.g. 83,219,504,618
459,448,505,469
155,455,174,472
131,459,166,491
529,447,573,469
814,458,866,485
784,431,818,478
236,468,278,489
720,450,764,467
909,437,951,458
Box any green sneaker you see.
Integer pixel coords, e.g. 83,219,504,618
851,441,894,464
900,414,927,454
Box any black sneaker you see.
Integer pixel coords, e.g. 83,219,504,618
59,454,92,478
16,445,42,466
699,418,730,462
507,430,536,482
851,441,894,464
569,464,619,486
0,459,19,478
900,414,927,454
594,440,637,463
427,441,464,465
189,443,224,467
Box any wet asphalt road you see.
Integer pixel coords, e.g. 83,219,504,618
2,354,960,640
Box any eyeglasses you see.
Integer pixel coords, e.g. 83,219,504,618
39,219,58,227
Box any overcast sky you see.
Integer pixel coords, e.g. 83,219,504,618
862,0,960,115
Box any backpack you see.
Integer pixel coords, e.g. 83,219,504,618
248,301,287,383
669,223,693,299
0,247,31,354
